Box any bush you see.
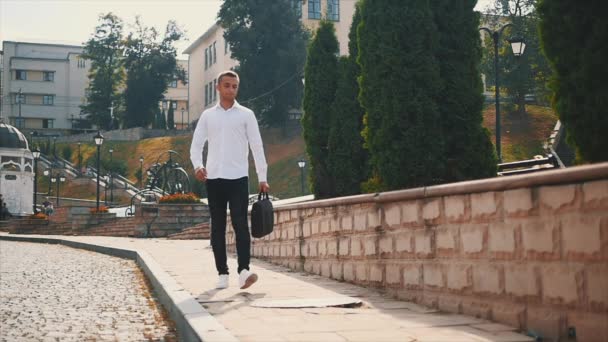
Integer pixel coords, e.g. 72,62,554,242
29,212,48,219
158,192,200,204
90,205,109,213
62,145,73,161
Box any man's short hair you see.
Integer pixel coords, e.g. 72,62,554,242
218,70,240,84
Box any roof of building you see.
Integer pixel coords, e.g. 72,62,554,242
0,122,29,150
183,21,221,55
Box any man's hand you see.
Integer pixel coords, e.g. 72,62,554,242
259,182,270,193
195,167,207,182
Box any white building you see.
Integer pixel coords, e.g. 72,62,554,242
1,41,90,130
0,122,34,216
183,0,356,124
160,59,190,129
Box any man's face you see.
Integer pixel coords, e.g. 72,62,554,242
217,76,239,102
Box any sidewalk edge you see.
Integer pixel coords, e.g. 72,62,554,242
0,235,238,342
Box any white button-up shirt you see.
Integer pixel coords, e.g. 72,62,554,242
190,101,268,182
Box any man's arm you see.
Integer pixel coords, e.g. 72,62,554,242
245,111,269,192
190,113,208,181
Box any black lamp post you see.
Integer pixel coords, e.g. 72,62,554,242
77,142,82,173
109,148,114,204
32,147,40,213
43,167,52,194
479,24,525,162
94,131,104,210
50,173,65,207
104,175,109,205
52,136,57,159
139,156,144,188
297,159,306,195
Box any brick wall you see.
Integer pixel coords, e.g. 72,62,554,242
227,163,608,341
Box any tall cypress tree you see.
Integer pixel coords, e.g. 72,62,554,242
327,4,368,196
302,21,340,199
538,0,608,162
433,0,497,181
358,0,444,191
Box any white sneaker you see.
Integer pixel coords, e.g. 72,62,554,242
238,269,258,289
216,274,229,289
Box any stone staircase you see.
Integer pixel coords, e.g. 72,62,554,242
167,222,210,240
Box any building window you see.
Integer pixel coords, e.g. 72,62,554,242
169,80,177,88
77,58,86,68
204,84,209,106
213,41,217,64
14,94,26,104
293,0,302,18
209,81,213,104
43,71,55,82
224,40,229,55
43,119,54,129
327,0,339,21
205,48,209,70
14,117,25,129
16,70,27,80
43,95,54,105
308,0,321,19
172,101,177,109
213,79,217,101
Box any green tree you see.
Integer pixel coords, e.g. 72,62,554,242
81,13,125,130
433,0,497,181
123,18,185,128
327,5,368,196
219,0,308,127
167,104,175,130
358,0,444,191
538,0,608,162
302,21,339,199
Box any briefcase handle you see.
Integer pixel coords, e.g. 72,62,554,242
258,192,270,201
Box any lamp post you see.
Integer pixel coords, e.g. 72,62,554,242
77,142,82,173
139,156,144,188
32,147,41,213
52,136,57,159
181,108,185,130
109,148,114,204
162,101,168,130
17,88,24,129
94,131,104,210
297,159,306,195
43,167,52,194
479,24,525,162
104,175,109,205
50,173,66,207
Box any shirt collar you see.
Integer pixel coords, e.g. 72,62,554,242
215,100,240,111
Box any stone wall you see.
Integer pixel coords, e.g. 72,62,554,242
227,163,608,341
56,127,189,143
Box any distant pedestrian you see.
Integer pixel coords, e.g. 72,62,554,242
190,70,269,290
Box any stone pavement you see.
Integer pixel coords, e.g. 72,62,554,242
0,234,535,342
0,240,177,341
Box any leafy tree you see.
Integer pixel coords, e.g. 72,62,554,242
81,13,125,130
219,0,308,127
123,18,185,129
433,0,497,181
158,106,167,130
358,0,444,191
167,104,175,130
327,5,368,196
302,21,339,199
538,0,608,162
61,145,73,161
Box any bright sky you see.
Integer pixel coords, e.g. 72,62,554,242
1,0,495,57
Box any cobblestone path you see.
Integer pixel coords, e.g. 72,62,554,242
0,241,178,341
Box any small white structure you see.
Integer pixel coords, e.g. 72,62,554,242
0,122,34,216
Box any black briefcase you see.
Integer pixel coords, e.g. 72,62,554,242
251,192,274,238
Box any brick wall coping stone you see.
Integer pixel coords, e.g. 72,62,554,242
276,162,608,210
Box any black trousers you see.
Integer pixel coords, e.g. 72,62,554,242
206,177,250,275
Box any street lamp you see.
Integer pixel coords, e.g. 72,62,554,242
32,147,41,213
77,142,82,173
52,136,57,158
94,131,104,210
139,156,144,188
479,24,525,162
297,159,306,195
50,173,65,207
109,148,114,204
43,167,52,194
162,101,168,130
104,174,109,205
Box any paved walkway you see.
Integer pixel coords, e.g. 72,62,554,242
0,234,534,342
0,240,177,341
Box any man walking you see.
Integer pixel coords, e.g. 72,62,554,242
190,70,269,290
